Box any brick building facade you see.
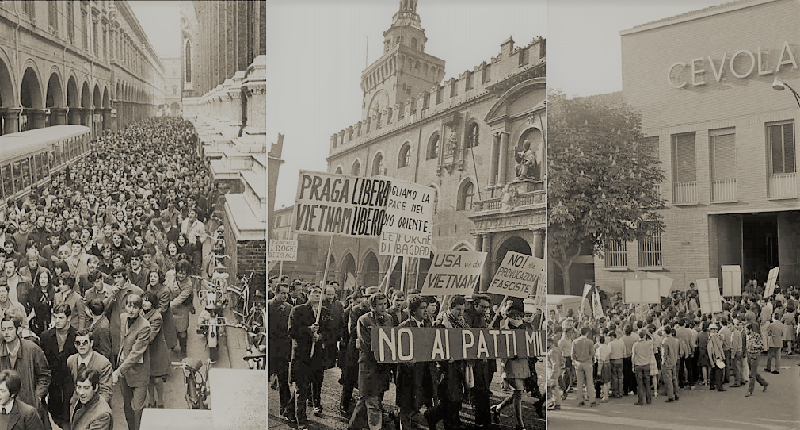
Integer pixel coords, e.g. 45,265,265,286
317,0,546,293
0,1,164,138
595,0,800,292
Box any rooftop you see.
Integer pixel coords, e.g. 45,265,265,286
620,0,777,35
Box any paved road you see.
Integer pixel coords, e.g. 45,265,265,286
547,355,800,430
267,360,546,430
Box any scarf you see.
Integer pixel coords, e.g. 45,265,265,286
447,311,470,329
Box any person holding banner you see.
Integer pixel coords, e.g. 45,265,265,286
348,292,394,430
427,296,469,430
339,290,371,417
395,296,437,430
466,294,497,430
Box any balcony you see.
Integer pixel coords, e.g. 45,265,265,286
711,178,736,203
672,181,698,205
769,173,797,199
474,189,545,212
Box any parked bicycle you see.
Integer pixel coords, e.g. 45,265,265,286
171,358,213,410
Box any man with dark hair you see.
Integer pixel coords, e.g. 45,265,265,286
661,325,680,403
55,273,87,333
396,295,436,430
572,326,598,407
427,295,470,429
85,300,112,362
107,268,143,364
125,251,148,291
0,316,51,429
347,292,394,430
268,283,292,416
67,331,112,406
70,369,112,430
40,303,78,429
339,290,369,416
0,369,45,430
467,293,496,429
112,294,150,430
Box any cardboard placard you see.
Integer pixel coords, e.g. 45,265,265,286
420,251,487,296
268,240,298,261
371,327,544,363
697,278,723,314
645,272,674,297
623,278,660,304
378,177,434,258
721,265,741,297
763,267,779,298
487,252,546,299
293,170,390,236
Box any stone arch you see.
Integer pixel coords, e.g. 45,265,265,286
20,62,44,109
93,84,101,108
456,176,476,211
80,81,91,108
371,151,385,176
360,250,380,288
351,158,361,176
0,46,17,108
493,235,532,268
339,252,357,290
102,86,110,108
45,66,64,108
335,165,343,174
397,141,412,168
66,74,79,107
451,241,474,252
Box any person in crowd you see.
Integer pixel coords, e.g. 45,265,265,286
707,323,726,392
595,334,612,403
66,331,112,406
661,325,680,403
395,296,436,430
608,331,624,398
491,305,532,430
112,294,150,430
268,283,293,417
347,292,394,430
0,283,27,327
467,293,496,429
24,269,55,337
546,336,563,411
144,270,176,352
54,274,87,333
140,291,169,410
5,260,31,308
126,252,148,291
70,369,112,430
730,320,743,387
570,326,598,407
107,268,144,364
744,322,768,397
558,328,575,400
39,304,78,430
339,290,371,417
0,369,46,430
0,315,51,429
283,287,323,429
167,260,193,356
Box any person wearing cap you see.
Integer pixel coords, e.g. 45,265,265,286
707,323,726,391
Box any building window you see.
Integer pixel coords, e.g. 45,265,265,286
604,241,627,268
423,92,430,110
411,38,417,50
427,134,440,160
82,9,88,49
709,128,736,202
22,0,35,20
371,153,384,176
436,86,443,104
398,144,411,168
518,47,527,67
465,123,479,148
638,221,662,268
48,1,58,31
483,64,491,83
457,181,474,211
351,160,361,176
450,79,457,97
335,166,342,174
67,0,74,43
767,121,796,198
671,132,697,204
465,71,473,90
273,216,280,229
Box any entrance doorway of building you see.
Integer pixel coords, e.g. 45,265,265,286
742,215,778,284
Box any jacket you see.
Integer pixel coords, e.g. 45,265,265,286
5,398,45,430
0,338,51,410
69,393,113,430
356,310,395,398
39,326,78,422
67,352,113,405
117,313,151,387
143,309,170,377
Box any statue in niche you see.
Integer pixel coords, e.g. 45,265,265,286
445,130,458,156
514,139,540,181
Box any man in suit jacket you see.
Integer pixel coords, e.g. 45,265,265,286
67,331,113,406
70,369,112,430
0,369,45,430
765,313,784,374
268,283,292,414
106,268,143,366
396,296,437,430
39,304,78,430
0,316,50,430
111,294,150,430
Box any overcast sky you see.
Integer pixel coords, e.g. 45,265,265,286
128,1,181,59
267,0,547,209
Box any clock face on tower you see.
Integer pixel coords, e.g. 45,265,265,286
367,89,389,118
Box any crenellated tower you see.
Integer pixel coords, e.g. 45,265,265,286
360,0,445,121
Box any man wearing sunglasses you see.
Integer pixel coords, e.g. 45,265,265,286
67,331,112,406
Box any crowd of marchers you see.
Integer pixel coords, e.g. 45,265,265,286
545,282,799,411
268,277,545,430
0,118,223,430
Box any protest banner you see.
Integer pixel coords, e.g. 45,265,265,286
697,278,723,314
378,177,433,258
293,170,391,237
721,265,741,297
763,267,779,298
371,327,545,363
645,272,674,297
486,252,545,299
268,239,298,261
420,251,486,296
623,278,660,304
592,290,605,319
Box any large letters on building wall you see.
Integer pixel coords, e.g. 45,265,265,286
293,170,390,237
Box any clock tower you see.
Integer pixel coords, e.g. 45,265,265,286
360,0,446,120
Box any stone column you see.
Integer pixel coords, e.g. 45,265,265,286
51,107,68,125
101,108,111,131
2,108,22,134
479,233,492,292
498,131,509,185
29,109,47,129
68,107,82,125
488,133,499,188
531,229,544,259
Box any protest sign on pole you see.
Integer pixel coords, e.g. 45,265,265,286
293,170,390,237
378,177,433,258
623,278,660,304
763,267,779,298
268,240,298,261
697,278,723,314
721,265,741,297
420,251,487,296
645,272,674,297
592,290,605,319
486,252,545,299
371,327,545,363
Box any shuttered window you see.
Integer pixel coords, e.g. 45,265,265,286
671,132,696,182
768,121,795,175
710,130,735,181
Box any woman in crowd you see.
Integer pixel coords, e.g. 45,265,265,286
142,291,170,409
146,269,177,351
169,259,195,355
26,267,56,336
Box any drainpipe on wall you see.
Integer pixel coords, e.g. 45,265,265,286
238,85,246,138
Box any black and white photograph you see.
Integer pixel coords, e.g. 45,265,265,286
546,0,800,429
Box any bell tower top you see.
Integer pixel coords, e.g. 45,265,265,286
383,0,426,53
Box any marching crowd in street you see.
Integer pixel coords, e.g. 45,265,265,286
268,277,545,430
0,118,220,430
545,282,800,411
